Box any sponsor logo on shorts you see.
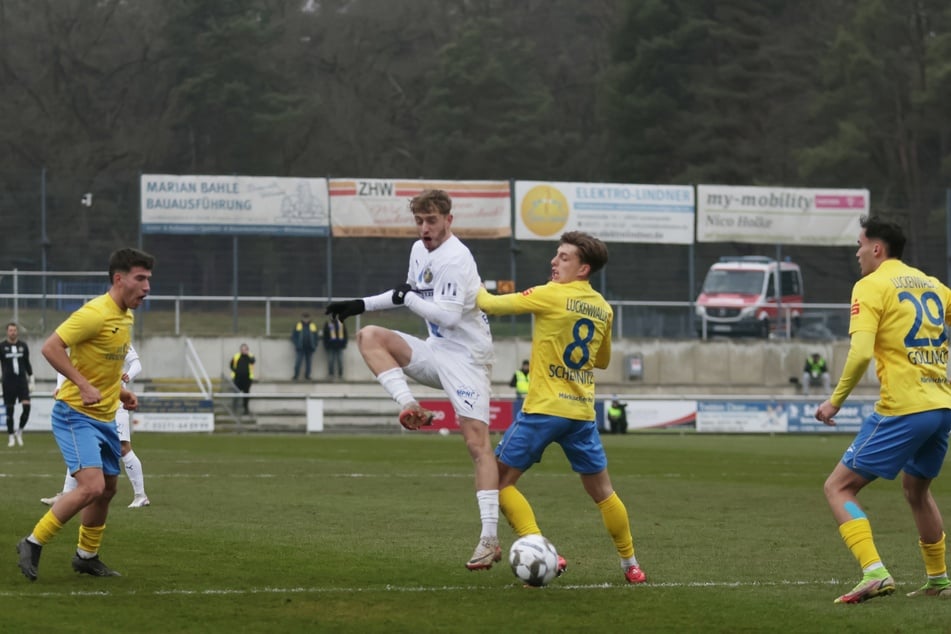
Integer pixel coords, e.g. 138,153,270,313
456,386,478,410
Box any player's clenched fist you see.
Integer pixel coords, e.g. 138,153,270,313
325,299,365,320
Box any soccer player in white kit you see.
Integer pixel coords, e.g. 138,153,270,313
325,189,500,571
41,344,150,508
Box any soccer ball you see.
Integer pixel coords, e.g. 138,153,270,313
509,534,559,587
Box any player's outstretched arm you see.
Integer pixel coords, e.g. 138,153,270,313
327,283,420,321
476,286,536,316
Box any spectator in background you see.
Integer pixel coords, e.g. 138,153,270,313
607,397,628,434
322,316,348,381
802,352,831,396
509,359,529,415
230,343,255,415
291,312,318,381
1,322,33,447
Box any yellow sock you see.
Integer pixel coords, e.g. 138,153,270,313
499,486,540,537
78,524,106,555
919,532,947,577
31,511,65,546
597,492,635,559
839,518,883,571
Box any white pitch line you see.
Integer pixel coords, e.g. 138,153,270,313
1,472,487,479
0,579,852,599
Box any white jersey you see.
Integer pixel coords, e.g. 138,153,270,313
407,235,494,365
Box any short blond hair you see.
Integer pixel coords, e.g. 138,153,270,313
410,189,452,215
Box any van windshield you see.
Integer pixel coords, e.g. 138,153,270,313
702,270,765,295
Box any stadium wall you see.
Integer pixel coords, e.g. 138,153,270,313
25,336,879,395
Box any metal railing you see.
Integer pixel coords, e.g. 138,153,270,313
0,278,852,340
184,337,213,399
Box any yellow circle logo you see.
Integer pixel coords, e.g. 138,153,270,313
521,185,569,237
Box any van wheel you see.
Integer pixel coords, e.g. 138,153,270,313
759,319,770,338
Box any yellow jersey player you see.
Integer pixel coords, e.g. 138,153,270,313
477,231,646,585
41,344,150,509
17,247,153,582
816,216,951,603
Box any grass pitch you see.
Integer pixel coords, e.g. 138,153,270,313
3,432,951,633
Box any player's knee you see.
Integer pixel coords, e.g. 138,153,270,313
822,473,847,502
76,480,107,500
100,479,119,501
356,325,386,347
901,479,929,507
466,438,492,460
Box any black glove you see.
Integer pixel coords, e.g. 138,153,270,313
325,299,366,320
392,283,414,305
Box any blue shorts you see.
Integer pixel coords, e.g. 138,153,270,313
495,412,607,475
842,409,951,481
51,401,121,476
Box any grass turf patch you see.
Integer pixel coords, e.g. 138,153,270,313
2,433,950,633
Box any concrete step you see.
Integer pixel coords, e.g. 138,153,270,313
143,377,227,392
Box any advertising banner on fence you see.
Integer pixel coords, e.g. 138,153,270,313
131,411,215,433
141,174,330,236
786,399,874,434
696,185,868,245
7,396,214,434
418,399,514,432
601,399,697,430
329,179,511,238
130,396,215,433
696,400,788,433
514,181,695,243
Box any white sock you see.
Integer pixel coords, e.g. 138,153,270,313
621,555,639,569
476,489,499,538
63,471,78,494
122,450,146,497
376,367,415,408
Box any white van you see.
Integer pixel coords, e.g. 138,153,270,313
695,256,804,338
